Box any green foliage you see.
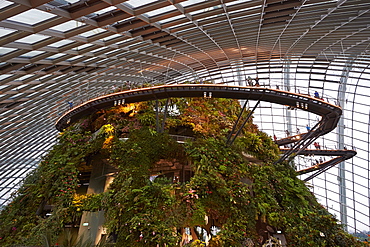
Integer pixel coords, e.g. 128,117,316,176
0,127,105,246
104,129,184,246
185,138,258,245
0,97,365,247
234,131,280,162
167,97,258,137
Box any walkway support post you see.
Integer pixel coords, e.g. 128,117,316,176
226,99,249,145
284,59,293,140
161,98,170,133
228,99,261,146
336,61,353,231
156,100,159,133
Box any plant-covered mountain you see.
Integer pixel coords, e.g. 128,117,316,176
0,97,364,246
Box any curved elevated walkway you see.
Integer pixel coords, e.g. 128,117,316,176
55,84,348,179
56,84,341,133
279,148,356,181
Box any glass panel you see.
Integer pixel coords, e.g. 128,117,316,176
48,40,74,48
126,0,157,8
94,6,117,15
50,20,85,32
116,38,135,45
189,7,221,15
90,47,108,53
0,47,17,55
45,53,66,60
145,5,177,17
16,75,34,81
159,15,183,24
10,93,24,98
181,0,207,7
96,58,109,64
72,44,94,51
80,28,107,38
101,33,121,41
19,51,45,58
83,57,97,63
0,28,17,38
0,0,14,9
37,75,52,80
0,74,12,80
63,0,80,3
16,34,50,44
226,0,254,6
8,9,56,25
106,49,121,55
67,55,83,61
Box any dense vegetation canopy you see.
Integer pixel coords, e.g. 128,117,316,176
0,97,365,246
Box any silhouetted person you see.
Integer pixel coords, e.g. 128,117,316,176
255,77,260,86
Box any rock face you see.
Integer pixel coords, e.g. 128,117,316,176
0,98,364,247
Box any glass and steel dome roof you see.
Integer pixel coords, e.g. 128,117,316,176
0,0,369,233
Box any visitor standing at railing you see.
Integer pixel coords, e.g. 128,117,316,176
314,91,320,98
67,101,73,110
247,76,253,86
255,77,260,86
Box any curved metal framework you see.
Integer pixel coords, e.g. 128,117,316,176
0,0,370,234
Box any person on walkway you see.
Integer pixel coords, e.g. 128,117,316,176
247,76,253,86
314,91,320,98
273,134,277,141
67,101,73,110
306,124,310,131
255,77,260,86
285,130,290,136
